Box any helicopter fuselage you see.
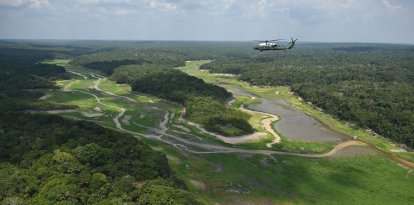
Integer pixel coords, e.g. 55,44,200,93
254,43,286,52
254,38,297,52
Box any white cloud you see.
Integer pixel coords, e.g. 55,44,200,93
250,0,268,17
77,0,133,4
249,0,289,18
114,7,137,15
382,0,402,11
28,0,51,9
0,0,25,7
148,0,177,11
0,0,51,9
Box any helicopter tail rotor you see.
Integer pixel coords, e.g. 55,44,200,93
287,37,298,49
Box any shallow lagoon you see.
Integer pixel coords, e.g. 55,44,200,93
226,84,350,142
249,98,350,142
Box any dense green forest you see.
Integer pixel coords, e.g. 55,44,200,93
0,114,196,205
201,44,414,147
0,45,79,112
185,96,253,136
111,64,254,136
71,49,185,74
0,42,197,204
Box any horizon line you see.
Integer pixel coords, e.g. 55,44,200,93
0,38,412,46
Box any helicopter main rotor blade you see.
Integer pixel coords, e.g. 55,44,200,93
269,39,285,42
255,39,285,42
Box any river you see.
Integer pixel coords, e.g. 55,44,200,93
249,98,350,142
227,85,350,142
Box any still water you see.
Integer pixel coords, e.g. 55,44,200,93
250,98,350,142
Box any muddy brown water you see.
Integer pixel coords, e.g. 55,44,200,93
249,98,350,142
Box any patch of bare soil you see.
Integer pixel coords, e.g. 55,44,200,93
81,112,104,118
331,145,378,158
122,115,132,125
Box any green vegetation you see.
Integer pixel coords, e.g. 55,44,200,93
111,64,254,136
0,42,198,204
143,137,414,205
2,40,414,205
0,45,77,112
71,49,185,74
84,59,146,75
178,60,414,156
178,61,339,153
111,64,230,102
185,96,253,136
0,113,196,204
201,45,414,147
53,58,414,205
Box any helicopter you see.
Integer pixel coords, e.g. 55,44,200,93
254,37,297,52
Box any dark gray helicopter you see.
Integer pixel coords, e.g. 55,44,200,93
254,37,297,52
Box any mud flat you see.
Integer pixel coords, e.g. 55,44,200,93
81,112,104,118
46,109,77,114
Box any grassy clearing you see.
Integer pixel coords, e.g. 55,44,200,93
43,59,71,67
48,73,174,133
98,79,164,105
55,79,73,88
45,59,179,131
99,79,130,95
231,95,263,131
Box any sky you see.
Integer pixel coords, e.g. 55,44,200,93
0,0,413,44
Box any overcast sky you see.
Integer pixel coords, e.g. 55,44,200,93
0,0,413,43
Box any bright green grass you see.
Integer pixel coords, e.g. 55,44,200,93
48,90,97,109
99,79,130,95
47,59,178,130
231,95,264,131
56,79,73,88
52,87,167,129
71,79,95,90
98,79,164,105
43,59,71,67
